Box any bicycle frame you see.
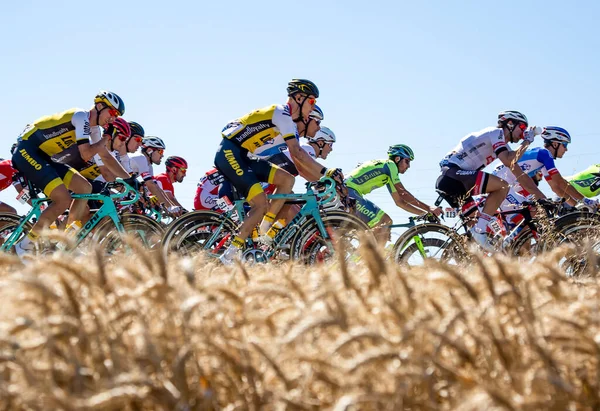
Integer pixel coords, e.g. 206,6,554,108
2,178,140,251
201,178,338,259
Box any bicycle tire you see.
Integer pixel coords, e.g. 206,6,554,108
289,211,371,264
392,223,467,266
161,210,238,257
0,213,32,253
92,213,166,252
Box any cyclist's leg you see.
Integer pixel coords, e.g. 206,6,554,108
12,143,74,240
65,173,93,225
214,140,265,251
479,174,509,217
255,164,294,234
0,202,16,214
348,188,388,243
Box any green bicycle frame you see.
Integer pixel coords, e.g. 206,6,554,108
2,178,140,251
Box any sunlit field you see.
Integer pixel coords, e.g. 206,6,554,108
0,239,598,410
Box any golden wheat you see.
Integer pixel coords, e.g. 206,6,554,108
0,243,598,410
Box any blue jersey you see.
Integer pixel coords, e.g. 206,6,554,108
492,147,558,185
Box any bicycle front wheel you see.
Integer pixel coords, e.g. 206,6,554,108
161,210,238,257
93,213,165,252
392,223,467,266
289,211,371,264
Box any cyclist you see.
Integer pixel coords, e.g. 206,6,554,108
130,136,182,215
346,145,442,244
435,110,545,250
95,118,134,181
493,126,593,223
568,164,600,200
126,121,145,154
215,79,344,264
154,156,188,210
11,90,125,255
193,168,226,211
0,158,18,213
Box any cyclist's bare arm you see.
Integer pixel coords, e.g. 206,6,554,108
286,139,326,180
96,147,130,179
165,191,184,208
547,172,583,205
98,165,117,182
145,180,176,208
498,149,545,200
78,135,110,162
391,183,435,215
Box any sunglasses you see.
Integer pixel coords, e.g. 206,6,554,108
178,167,187,174
560,142,569,148
155,149,164,155
517,122,528,131
108,108,120,117
307,97,317,106
133,136,143,143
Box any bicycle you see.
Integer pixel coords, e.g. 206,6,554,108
161,177,371,264
0,177,164,254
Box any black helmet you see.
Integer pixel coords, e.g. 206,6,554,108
128,121,145,137
287,79,319,98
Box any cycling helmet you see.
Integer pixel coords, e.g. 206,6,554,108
309,105,324,121
541,126,571,143
10,142,17,155
498,110,528,126
110,118,131,140
94,90,126,116
388,144,415,161
165,156,188,169
287,79,320,98
142,136,166,150
309,126,336,143
128,121,145,137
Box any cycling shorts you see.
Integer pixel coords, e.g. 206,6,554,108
435,165,489,211
12,138,77,196
347,187,386,228
214,138,280,202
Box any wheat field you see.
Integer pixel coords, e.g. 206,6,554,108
0,238,598,410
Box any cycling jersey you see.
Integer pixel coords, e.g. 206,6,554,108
194,168,223,210
345,159,400,195
0,160,17,192
442,127,508,171
18,109,101,157
221,104,298,153
95,150,132,173
492,147,558,185
568,164,600,198
52,139,102,181
257,144,316,176
154,173,174,195
129,153,154,181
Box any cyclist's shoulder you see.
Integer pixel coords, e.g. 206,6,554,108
33,108,86,127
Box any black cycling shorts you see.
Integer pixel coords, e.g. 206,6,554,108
12,138,77,197
435,165,489,212
214,138,281,202
265,152,299,176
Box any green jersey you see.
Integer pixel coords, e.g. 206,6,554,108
568,164,600,198
345,159,401,196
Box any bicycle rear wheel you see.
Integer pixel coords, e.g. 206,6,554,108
289,211,371,264
161,210,237,257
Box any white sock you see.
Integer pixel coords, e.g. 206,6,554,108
475,213,492,232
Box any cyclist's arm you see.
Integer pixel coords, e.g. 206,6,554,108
286,138,325,180
145,180,177,208
547,172,583,205
390,182,433,215
98,165,118,182
95,148,130,179
498,150,545,199
164,190,184,208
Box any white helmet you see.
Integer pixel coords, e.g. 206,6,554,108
309,126,336,143
498,110,528,126
541,126,571,143
142,136,166,150
309,105,324,122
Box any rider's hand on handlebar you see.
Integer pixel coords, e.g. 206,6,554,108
430,206,443,217
325,168,347,197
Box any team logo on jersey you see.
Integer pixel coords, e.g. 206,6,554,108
224,150,244,176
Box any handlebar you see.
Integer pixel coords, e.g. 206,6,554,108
106,177,141,205
305,177,338,206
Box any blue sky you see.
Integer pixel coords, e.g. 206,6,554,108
2,1,600,232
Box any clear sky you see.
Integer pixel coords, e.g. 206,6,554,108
2,0,600,235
